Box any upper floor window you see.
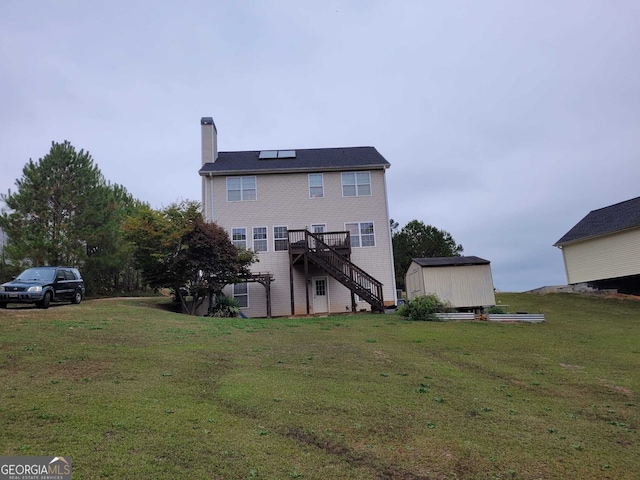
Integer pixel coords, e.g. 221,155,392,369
274,226,288,251
253,227,267,252
341,172,371,196
345,221,375,247
308,174,324,198
232,228,247,250
227,176,257,201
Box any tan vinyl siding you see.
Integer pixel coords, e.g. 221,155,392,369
561,228,640,284
222,256,293,317
406,262,496,308
207,170,388,228
210,169,395,316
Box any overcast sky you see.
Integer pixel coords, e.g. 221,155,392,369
1,1,639,292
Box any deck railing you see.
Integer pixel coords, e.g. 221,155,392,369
288,229,350,252
287,229,384,313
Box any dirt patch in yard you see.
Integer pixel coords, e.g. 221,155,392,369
602,292,640,301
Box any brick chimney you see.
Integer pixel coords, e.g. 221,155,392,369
201,117,217,165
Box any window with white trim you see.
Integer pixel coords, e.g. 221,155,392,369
310,224,326,248
308,174,324,198
341,172,371,196
226,176,257,201
232,228,247,250
345,222,375,247
253,227,267,252
274,226,288,251
233,283,248,307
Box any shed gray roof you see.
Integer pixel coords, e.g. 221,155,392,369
199,146,390,176
554,196,640,246
412,256,490,267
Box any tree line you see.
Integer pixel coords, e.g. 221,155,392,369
1,141,463,304
0,142,252,313
0,141,142,293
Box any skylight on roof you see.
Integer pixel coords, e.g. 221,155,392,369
259,150,278,159
278,150,296,158
258,150,297,160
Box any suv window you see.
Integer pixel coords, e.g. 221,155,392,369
62,269,75,280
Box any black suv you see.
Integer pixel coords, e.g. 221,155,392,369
0,267,85,309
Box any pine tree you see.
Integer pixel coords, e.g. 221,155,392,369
0,141,140,293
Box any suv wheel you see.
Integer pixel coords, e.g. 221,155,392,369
37,291,52,309
0,302,7,309
72,290,83,305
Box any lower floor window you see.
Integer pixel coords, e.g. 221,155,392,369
253,227,267,252
274,226,288,251
233,283,248,307
232,228,247,250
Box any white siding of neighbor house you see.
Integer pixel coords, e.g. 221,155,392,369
406,261,496,308
203,169,396,317
561,228,640,284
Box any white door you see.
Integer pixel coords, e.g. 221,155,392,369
313,277,329,314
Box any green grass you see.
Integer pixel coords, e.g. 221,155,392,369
0,293,638,479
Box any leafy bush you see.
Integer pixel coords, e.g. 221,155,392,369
211,294,241,317
487,305,506,314
397,303,409,317
398,294,453,321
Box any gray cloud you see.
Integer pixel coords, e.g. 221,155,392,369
2,0,638,291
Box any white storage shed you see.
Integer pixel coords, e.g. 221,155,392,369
405,256,496,309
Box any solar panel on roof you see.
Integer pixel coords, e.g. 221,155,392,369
259,150,278,159
277,150,296,158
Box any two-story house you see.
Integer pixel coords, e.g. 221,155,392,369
554,195,640,295
198,117,397,317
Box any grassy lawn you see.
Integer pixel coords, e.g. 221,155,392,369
0,293,638,479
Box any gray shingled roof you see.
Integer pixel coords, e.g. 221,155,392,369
412,256,490,267
554,196,640,246
199,146,390,176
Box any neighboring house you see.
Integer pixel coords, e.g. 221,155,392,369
198,117,397,317
554,196,640,294
405,256,496,310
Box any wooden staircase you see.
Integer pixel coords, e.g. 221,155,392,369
288,230,385,313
